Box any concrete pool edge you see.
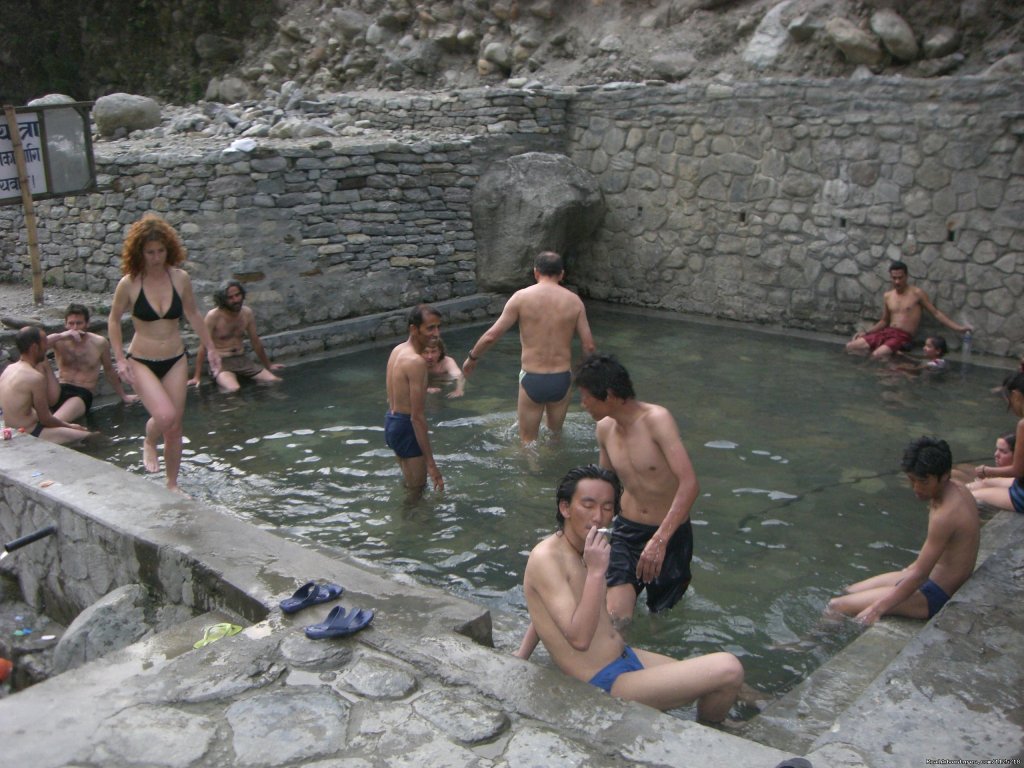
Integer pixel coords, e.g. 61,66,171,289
2,434,1022,765
0,438,795,766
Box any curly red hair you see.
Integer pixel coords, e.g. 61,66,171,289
120,214,186,277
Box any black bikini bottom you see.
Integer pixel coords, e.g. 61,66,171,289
128,352,185,380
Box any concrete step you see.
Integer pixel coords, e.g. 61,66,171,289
738,617,917,754
739,507,1012,755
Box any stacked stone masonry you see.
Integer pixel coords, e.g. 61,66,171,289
1,80,1021,355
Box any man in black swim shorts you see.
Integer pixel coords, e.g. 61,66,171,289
575,353,700,628
45,304,138,421
463,251,595,445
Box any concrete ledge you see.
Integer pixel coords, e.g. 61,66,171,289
0,435,795,767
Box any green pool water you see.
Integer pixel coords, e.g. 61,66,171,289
82,310,1012,697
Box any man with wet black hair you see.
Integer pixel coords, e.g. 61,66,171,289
189,280,283,392
520,464,743,720
829,436,979,624
574,352,698,628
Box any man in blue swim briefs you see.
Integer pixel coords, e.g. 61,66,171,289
829,436,980,625
384,304,444,497
521,465,743,720
462,251,595,445
845,259,972,361
0,326,92,445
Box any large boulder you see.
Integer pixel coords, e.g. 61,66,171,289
52,584,153,674
471,153,604,292
92,93,161,137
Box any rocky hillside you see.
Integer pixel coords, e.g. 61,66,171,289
2,0,1023,106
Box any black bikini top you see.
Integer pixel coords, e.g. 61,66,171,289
132,277,183,322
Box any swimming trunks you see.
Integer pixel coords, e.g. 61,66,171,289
128,352,186,380
56,383,94,414
1010,477,1024,514
919,579,951,618
606,516,693,613
30,422,44,437
384,411,423,458
518,370,572,403
220,353,265,379
862,327,912,353
589,646,644,693
132,278,183,322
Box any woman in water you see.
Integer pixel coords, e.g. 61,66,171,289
965,432,1015,494
973,372,1024,513
422,339,465,398
109,214,221,493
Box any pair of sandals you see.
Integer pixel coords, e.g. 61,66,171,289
279,581,374,639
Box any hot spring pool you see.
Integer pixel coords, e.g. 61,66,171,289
82,309,1011,697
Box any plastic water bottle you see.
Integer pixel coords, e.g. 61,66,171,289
961,331,972,363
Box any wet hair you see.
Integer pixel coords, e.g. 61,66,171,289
554,464,622,531
15,325,44,354
214,280,246,310
120,214,186,278
928,336,947,356
1003,371,1024,396
901,436,952,478
534,251,564,276
998,432,1016,454
573,352,635,401
889,260,908,274
407,303,441,328
434,337,448,361
65,303,90,323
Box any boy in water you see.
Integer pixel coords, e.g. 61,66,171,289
829,436,979,624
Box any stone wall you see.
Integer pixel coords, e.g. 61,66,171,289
1,80,1022,354
0,89,568,334
567,77,1024,355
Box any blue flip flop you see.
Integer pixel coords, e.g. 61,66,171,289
279,581,344,614
304,606,374,639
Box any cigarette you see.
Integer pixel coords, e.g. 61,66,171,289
595,527,614,536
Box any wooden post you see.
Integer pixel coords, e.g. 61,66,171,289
3,105,44,305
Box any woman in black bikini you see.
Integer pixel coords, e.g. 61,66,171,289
108,214,221,493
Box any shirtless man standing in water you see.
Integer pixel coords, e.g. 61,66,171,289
845,260,972,360
462,251,595,445
575,353,700,627
385,304,444,498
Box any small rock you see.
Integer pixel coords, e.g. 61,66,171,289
870,8,919,62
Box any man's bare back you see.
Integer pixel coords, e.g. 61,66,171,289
462,252,595,444
513,281,591,373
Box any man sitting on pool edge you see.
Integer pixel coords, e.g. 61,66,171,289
520,464,743,720
829,436,979,625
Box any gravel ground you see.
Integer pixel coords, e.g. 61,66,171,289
0,281,112,330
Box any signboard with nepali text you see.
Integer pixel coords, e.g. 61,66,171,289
0,102,96,205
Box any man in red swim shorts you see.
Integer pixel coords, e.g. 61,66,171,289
845,260,972,360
